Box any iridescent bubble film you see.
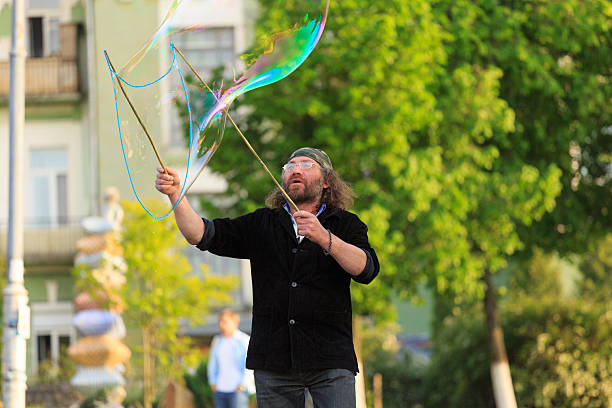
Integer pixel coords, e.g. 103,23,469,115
107,0,330,217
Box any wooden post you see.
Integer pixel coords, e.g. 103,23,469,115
353,315,367,408
373,373,383,408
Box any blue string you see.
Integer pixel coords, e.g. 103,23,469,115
104,44,193,220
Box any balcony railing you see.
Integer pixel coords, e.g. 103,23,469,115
0,218,86,265
0,57,79,97
0,23,80,98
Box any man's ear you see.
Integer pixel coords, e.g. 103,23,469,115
322,169,330,189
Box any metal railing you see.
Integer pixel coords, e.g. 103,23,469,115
0,217,86,265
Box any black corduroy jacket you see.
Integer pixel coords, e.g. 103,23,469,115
196,206,379,373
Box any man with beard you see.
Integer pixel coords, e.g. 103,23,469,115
155,147,379,408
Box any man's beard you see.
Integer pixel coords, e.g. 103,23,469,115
284,178,324,205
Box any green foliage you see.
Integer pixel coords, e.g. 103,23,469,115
579,234,612,299
422,296,612,408
121,199,238,383
508,298,612,408
35,346,76,384
365,348,425,408
188,0,449,322
122,388,163,408
435,0,612,255
422,306,493,408
79,389,109,408
508,248,563,300
123,387,145,408
181,11,611,408
183,0,612,319
423,244,612,407
183,360,214,408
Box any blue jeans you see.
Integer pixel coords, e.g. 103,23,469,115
254,369,356,408
214,391,237,408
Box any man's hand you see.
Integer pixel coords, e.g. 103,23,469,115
154,166,205,245
211,384,217,392
295,211,370,278
293,210,328,248
155,166,181,203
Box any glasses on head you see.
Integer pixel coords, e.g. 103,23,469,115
282,161,319,173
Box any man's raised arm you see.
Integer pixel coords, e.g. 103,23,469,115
155,167,204,245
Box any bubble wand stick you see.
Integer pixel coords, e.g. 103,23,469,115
106,52,169,175
174,46,300,212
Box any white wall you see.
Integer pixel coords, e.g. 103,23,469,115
0,108,88,224
24,119,87,221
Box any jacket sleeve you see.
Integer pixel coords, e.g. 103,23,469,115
344,214,380,284
196,210,262,259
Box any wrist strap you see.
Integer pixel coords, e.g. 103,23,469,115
323,229,332,256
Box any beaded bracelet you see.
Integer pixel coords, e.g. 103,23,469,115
323,228,332,256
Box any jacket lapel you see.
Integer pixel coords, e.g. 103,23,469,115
277,208,299,244
317,207,339,229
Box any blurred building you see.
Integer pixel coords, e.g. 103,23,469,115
0,0,87,378
0,0,256,381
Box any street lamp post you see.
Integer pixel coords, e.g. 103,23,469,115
3,0,31,406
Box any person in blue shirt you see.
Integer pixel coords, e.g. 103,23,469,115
208,309,255,408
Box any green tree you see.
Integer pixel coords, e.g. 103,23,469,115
430,1,612,401
183,360,214,408
121,200,237,408
507,248,563,301
430,0,612,254
183,0,611,403
366,348,425,408
218,1,551,403
579,234,612,299
190,0,447,323
422,295,612,408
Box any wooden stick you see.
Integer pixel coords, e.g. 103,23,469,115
174,46,300,212
106,52,168,174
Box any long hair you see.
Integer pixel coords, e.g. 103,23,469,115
265,168,356,210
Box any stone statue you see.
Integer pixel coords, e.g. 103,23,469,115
101,187,124,236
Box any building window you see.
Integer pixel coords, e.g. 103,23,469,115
170,27,235,148
174,27,235,74
28,16,43,58
59,335,70,362
30,148,68,226
26,0,63,58
35,332,73,374
36,334,51,363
